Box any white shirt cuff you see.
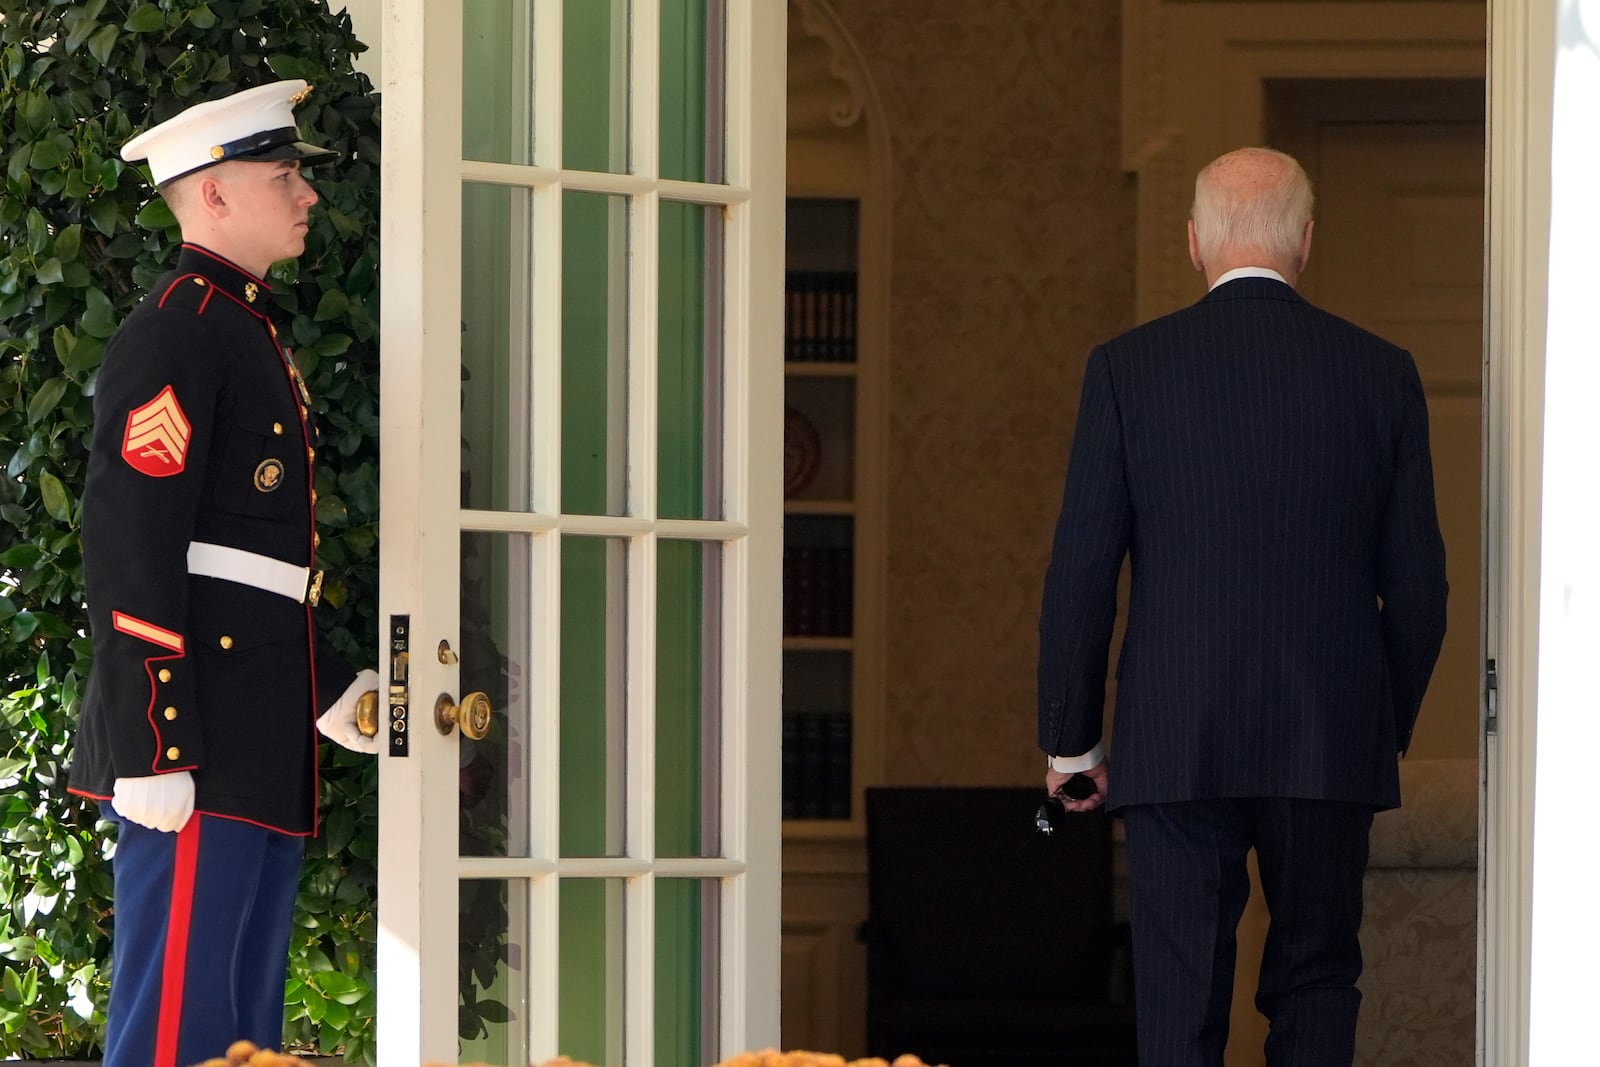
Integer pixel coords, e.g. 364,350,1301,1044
1046,744,1105,774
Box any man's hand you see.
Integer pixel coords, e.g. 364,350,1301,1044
1046,759,1109,812
112,772,196,832
317,669,381,754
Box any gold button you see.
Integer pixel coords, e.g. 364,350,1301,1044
300,405,308,418
273,422,284,435
166,746,181,760
313,532,321,547
210,145,225,159
158,669,172,682
307,447,316,462
269,323,278,336
193,278,206,287
220,635,234,650
310,490,318,504
164,706,178,721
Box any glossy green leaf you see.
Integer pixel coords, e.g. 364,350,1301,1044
61,260,93,288
63,334,106,375
39,472,73,523
26,209,48,254
123,5,164,33
87,198,120,236
86,24,119,67
52,326,76,364
16,90,48,127
9,612,40,642
313,289,350,321
80,288,118,339
0,543,44,568
321,1000,350,1031
27,378,69,424
7,143,31,181
64,13,97,54
134,198,177,230
54,225,83,263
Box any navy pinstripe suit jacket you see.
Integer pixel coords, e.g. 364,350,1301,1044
1037,277,1448,811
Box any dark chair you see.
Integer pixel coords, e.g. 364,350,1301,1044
864,786,1137,1066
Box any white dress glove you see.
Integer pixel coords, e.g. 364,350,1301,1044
112,772,196,833
317,668,381,754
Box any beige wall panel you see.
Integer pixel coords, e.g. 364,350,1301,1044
830,0,1135,788
1307,120,1484,762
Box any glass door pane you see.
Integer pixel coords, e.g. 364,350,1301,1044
463,0,535,164
459,879,530,1065
564,0,631,174
561,536,629,858
657,540,722,858
560,878,626,1064
659,200,726,520
461,182,535,512
459,531,532,859
656,879,719,1067
563,192,631,517
660,0,727,183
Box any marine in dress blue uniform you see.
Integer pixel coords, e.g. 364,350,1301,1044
66,81,379,1067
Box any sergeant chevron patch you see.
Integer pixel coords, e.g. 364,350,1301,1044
122,385,191,477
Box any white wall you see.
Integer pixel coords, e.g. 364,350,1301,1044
340,0,383,80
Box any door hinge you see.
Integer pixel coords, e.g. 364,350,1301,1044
1485,657,1499,735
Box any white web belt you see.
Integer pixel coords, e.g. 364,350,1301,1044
186,541,320,604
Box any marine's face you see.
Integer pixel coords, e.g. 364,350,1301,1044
213,159,319,273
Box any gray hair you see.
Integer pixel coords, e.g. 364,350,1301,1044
1190,148,1314,266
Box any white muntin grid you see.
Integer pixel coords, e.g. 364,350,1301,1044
379,1,783,1064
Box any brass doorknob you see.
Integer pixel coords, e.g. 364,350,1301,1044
434,691,492,740
355,690,381,738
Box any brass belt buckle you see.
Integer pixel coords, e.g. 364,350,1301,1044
307,569,325,606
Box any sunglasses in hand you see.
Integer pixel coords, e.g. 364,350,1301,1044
1033,772,1098,835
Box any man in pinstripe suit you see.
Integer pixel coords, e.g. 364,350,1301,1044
1036,147,1448,1066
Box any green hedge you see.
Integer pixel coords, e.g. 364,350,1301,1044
0,1,381,1060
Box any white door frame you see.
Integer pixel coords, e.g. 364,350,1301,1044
372,1,461,1062
1486,2,1600,1063
373,1,786,1062
1480,0,1551,1060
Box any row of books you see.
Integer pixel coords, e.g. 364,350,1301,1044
785,270,858,363
783,546,853,637
782,712,852,820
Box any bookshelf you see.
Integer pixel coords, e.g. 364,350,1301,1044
783,196,871,826
779,2,888,1053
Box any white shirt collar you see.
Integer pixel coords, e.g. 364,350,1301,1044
1209,265,1288,291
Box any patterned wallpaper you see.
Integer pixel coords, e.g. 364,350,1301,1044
828,0,1137,786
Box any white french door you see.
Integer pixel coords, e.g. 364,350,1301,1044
375,2,785,1064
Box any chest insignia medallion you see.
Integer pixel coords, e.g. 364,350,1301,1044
254,458,285,493
244,281,259,303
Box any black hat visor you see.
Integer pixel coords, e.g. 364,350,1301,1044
163,126,340,185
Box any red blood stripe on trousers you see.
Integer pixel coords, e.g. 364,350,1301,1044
153,817,201,1067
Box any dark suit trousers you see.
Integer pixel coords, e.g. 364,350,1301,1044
1121,798,1375,1067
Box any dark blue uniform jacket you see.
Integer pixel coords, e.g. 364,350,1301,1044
69,244,354,835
